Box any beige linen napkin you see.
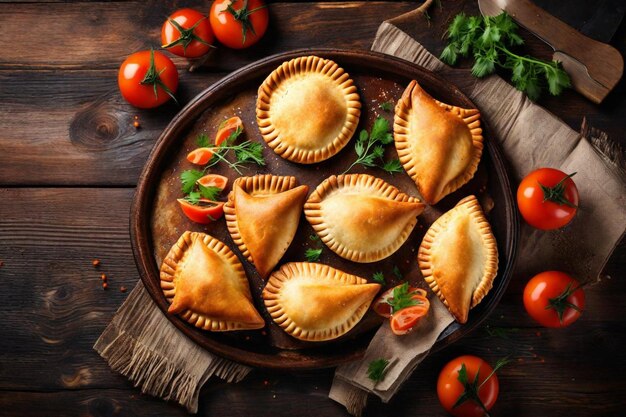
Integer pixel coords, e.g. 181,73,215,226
95,9,626,415
328,13,626,416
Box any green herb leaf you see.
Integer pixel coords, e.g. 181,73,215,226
235,141,265,166
387,282,422,313
181,169,204,194
372,272,386,285
379,101,393,112
382,159,403,174
309,234,321,242
367,358,390,382
196,134,210,148
392,265,403,280
304,248,322,262
198,184,221,201
343,116,396,174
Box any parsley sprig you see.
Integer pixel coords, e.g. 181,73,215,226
367,358,390,382
304,234,323,262
440,12,570,100
387,282,424,314
197,127,265,174
372,272,386,285
342,117,402,175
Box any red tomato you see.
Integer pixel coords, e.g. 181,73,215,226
177,199,224,224
209,0,269,49
517,168,579,230
197,174,228,190
215,116,244,146
523,271,585,328
437,355,499,417
161,8,215,58
118,50,178,109
390,303,430,335
187,147,215,165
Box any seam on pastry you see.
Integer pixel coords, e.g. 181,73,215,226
262,262,377,341
417,196,498,322
304,174,424,263
225,175,299,264
159,231,262,331
256,55,361,164
393,80,484,204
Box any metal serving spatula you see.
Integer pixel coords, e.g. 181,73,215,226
478,0,624,103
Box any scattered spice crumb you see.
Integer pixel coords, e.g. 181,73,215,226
536,331,541,337
133,120,141,129
245,336,250,341
263,380,269,386
0,260,4,268
92,259,100,267
102,282,108,290
272,394,277,399
120,286,127,293
261,330,267,336
100,273,107,281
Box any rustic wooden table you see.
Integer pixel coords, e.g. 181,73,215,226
1,1,624,416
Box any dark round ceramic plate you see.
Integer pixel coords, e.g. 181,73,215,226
130,49,519,370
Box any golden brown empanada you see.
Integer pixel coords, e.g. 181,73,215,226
224,175,308,278
394,80,483,204
263,262,380,341
160,231,265,331
417,195,498,323
256,55,361,164
304,174,425,263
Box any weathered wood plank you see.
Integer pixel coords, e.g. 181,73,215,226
0,1,417,70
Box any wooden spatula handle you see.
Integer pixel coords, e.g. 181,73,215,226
502,0,622,90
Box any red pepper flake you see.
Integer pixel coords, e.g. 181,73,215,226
102,282,108,290
92,259,100,267
0,260,4,268
536,331,541,337
100,273,107,281
120,286,127,293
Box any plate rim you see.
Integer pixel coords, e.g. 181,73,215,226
130,48,519,370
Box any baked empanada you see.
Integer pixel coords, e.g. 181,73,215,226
417,195,498,323
256,55,361,164
160,231,265,331
263,262,380,341
394,80,483,204
224,175,308,278
304,174,425,263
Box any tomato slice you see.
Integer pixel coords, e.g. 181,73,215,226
372,286,428,318
390,302,430,335
177,198,224,224
215,116,243,146
186,147,215,165
197,174,228,190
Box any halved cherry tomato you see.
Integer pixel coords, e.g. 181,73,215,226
517,168,579,230
161,8,215,58
372,286,428,318
197,174,229,190
437,355,499,417
215,116,244,146
209,0,269,49
177,199,224,224
523,271,585,328
118,50,178,109
390,302,430,335
187,147,215,165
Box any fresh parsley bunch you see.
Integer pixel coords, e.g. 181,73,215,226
440,12,570,100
